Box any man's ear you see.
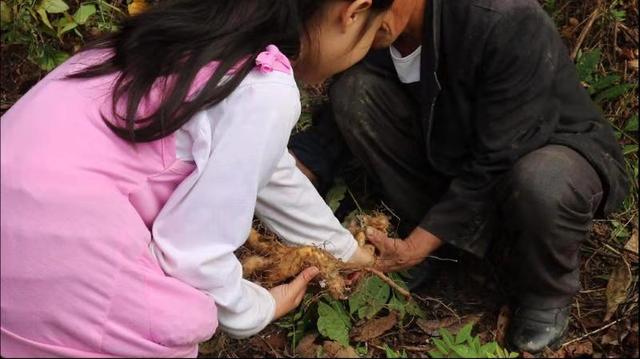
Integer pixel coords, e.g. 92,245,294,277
341,0,373,30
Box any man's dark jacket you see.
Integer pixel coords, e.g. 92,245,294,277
300,0,630,256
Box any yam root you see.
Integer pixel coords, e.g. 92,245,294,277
240,213,404,300
243,229,348,299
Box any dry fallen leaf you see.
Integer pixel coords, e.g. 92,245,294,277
601,326,620,346
248,330,288,354
563,340,594,357
447,314,482,334
352,312,398,342
128,0,149,16
322,341,359,358
295,333,321,358
624,227,638,255
604,260,632,321
416,314,482,338
542,346,568,358
496,305,512,346
417,316,459,335
198,334,228,356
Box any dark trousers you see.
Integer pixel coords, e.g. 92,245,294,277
291,62,604,309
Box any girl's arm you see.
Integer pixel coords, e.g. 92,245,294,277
151,78,301,339
255,150,360,262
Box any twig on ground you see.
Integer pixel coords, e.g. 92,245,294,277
364,267,412,298
571,4,602,60
413,294,461,320
562,316,629,347
401,345,432,352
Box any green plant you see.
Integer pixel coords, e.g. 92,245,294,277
276,293,318,351
384,344,408,358
0,0,123,71
576,49,636,106
428,323,519,358
275,273,425,353
575,48,638,218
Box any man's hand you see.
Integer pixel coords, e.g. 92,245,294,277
269,266,320,320
366,226,443,272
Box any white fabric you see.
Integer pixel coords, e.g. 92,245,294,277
390,45,422,84
152,70,357,339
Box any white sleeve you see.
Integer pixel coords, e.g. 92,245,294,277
151,79,301,339
255,152,358,261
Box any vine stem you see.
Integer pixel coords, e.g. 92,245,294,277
363,267,412,299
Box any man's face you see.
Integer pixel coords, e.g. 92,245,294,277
372,0,416,48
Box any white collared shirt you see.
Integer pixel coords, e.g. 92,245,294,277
151,69,357,339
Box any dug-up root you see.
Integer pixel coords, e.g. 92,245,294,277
241,213,410,300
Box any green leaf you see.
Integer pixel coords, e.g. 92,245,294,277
317,299,351,347
451,344,473,358
363,276,391,319
440,328,455,347
625,115,638,132
73,4,95,25
348,284,366,316
41,0,69,13
325,178,347,213
455,323,474,345
590,74,621,94
0,1,11,24
480,342,498,356
405,300,426,319
433,339,449,356
610,9,626,21
387,294,407,320
594,83,634,104
623,144,638,156
349,275,391,319
428,349,445,358
471,336,482,354
55,16,77,35
356,344,369,357
509,352,520,358
36,7,53,29
576,49,601,83
384,344,402,358
36,48,68,71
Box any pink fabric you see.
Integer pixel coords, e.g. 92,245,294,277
255,45,292,74
0,45,292,357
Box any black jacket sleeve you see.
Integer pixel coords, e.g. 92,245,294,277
420,4,563,255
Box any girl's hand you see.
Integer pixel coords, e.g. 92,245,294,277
269,267,320,320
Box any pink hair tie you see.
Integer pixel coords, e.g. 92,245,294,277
255,45,292,74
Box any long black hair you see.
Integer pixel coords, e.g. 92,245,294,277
69,0,393,143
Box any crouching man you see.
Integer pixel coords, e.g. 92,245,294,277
290,0,629,353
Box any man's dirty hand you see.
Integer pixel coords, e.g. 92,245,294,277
366,226,443,272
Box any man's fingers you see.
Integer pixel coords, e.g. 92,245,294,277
366,227,388,251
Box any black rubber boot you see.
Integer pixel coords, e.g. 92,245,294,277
506,305,571,354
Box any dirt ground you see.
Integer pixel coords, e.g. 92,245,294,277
196,220,638,358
